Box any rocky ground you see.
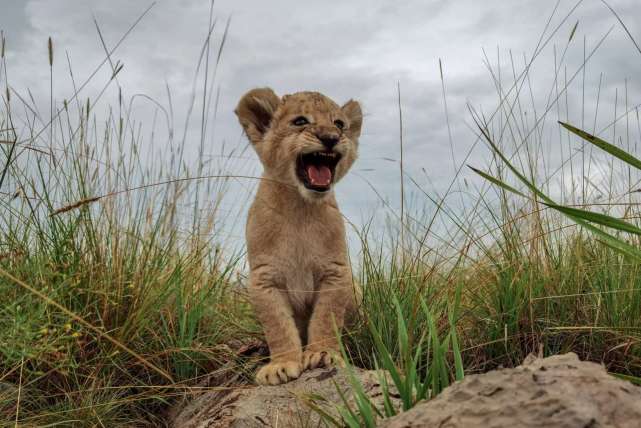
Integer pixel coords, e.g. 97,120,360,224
170,353,641,428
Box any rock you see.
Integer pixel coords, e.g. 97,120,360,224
171,353,641,428
381,353,641,428
170,366,398,428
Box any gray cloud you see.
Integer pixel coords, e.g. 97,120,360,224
1,0,640,249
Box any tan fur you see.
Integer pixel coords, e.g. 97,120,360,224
235,88,362,385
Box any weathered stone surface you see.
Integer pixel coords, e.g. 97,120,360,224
382,353,641,428
171,353,641,428
170,366,397,428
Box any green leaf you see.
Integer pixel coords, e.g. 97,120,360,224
368,317,405,404
611,373,641,386
474,124,550,203
468,165,529,199
303,394,343,427
394,297,410,369
414,333,430,401
569,20,579,42
376,362,398,417
336,375,375,427
588,227,641,260
559,121,641,171
450,327,464,381
448,281,464,381
473,117,641,261
544,203,641,236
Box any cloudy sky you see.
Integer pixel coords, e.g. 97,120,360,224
1,0,640,249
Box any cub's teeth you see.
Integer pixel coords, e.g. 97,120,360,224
314,152,336,158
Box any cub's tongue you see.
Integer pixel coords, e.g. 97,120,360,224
307,164,332,187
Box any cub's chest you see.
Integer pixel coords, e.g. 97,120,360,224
279,219,342,262
246,200,346,274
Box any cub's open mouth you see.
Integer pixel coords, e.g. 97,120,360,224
296,151,342,192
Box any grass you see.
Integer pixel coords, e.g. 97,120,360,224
317,293,464,427
1,2,641,427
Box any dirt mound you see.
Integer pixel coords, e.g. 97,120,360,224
171,353,641,428
382,353,641,428
170,365,397,428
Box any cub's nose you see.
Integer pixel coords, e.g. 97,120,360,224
317,133,339,150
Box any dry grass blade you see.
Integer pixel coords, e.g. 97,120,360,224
600,0,641,57
48,37,53,67
50,196,100,216
49,174,293,216
0,141,51,156
532,288,641,301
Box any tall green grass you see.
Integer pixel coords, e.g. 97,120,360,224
1,3,641,426
0,14,260,426
309,293,464,427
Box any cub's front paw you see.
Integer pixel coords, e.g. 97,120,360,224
302,349,345,371
255,360,302,385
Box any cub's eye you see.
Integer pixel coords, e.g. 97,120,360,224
334,119,345,130
292,116,309,126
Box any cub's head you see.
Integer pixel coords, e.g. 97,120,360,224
235,88,362,200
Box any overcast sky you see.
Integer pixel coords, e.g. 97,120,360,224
1,0,640,250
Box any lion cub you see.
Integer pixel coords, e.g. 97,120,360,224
235,88,362,385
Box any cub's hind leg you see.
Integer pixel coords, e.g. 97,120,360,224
250,270,303,385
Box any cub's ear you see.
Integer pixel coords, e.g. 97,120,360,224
341,99,363,139
235,88,281,145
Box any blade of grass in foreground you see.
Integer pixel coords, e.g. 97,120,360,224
467,165,528,199
470,116,641,261
542,203,641,236
558,121,641,170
